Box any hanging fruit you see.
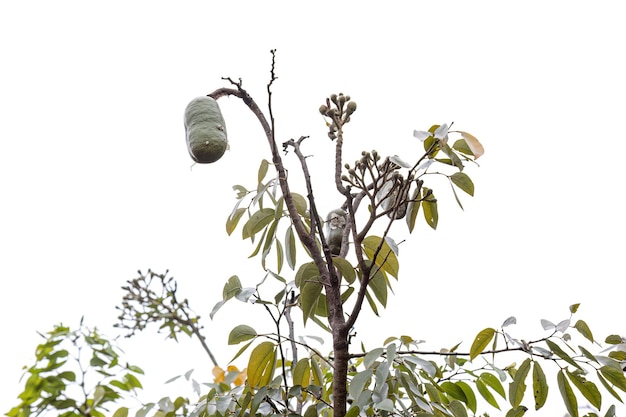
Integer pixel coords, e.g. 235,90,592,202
184,96,228,163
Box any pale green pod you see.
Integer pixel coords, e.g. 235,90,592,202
184,96,228,163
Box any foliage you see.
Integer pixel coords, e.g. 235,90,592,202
6,320,145,417
7,51,626,417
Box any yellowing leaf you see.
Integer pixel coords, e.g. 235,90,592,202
293,358,311,388
459,131,485,159
234,368,247,386
362,236,399,278
247,342,276,388
532,361,548,410
213,366,225,383
470,328,495,361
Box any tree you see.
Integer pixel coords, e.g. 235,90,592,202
8,50,626,417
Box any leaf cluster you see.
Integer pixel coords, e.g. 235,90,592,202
7,321,144,417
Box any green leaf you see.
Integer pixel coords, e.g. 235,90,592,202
365,289,379,316
349,369,373,400
450,172,474,196
247,342,276,388
597,371,622,402
505,406,528,417
295,262,319,288
574,319,594,342
113,407,129,417
600,365,626,392
406,186,421,233
341,286,355,304
275,239,283,273
403,355,437,377
223,275,242,301
229,340,254,364
604,404,617,417
258,159,269,184
125,373,143,389
226,208,246,236
509,358,531,408
605,335,624,344
449,181,464,210
242,208,275,240
558,370,578,417
311,356,324,386
367,263,388,308
422,188,438,230
546,339,583,371
362,235,399,278
452,138,473,156
58,371,76,382
228,325,257,345
375,399,394,412
261,219,278,267
470,328,495,361
476,379,500,409
301,279,323,324
248,222,268,255
332,257,356,284
579,345,598,363
570,303,580,313
446,400,467,417
480,372,506,398
291,193,308,217
345,405,361,417
456,381,477,413
567,370,601,410
532,361,548,410
285,226,297,270
232,184,248,199
442,143,464,170
314,293,329,317
363,348,384,370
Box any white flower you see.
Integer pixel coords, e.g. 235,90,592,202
413,123,449,143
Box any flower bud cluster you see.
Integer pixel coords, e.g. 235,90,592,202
319,93,357,140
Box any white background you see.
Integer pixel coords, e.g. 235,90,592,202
1,2,625,416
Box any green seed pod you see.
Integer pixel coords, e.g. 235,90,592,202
184,96,228,163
